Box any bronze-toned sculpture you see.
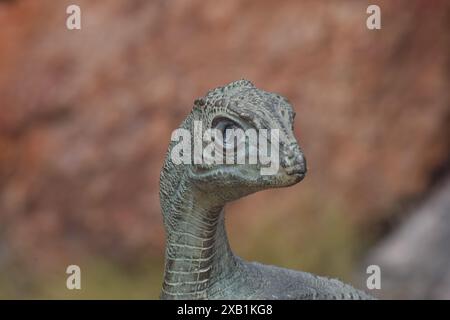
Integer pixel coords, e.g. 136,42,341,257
160,80,372,299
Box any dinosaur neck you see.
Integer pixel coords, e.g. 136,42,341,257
160,177,236,299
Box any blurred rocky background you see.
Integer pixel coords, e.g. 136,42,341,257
0,0,448,298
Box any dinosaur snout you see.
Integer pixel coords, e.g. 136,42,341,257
281,143,307,177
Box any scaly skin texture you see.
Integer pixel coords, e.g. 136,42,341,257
160,80,373,299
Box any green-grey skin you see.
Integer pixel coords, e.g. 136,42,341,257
160,80,373,299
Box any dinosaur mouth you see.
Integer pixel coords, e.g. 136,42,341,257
289,172,305,183
189,165,260,181
285,165,306,176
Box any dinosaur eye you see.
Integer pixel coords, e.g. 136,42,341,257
212,117,243,149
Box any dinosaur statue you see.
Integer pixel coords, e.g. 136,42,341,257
160,79,373,299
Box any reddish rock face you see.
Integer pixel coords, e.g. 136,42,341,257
0,0,449,268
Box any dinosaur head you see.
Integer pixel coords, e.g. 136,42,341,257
170,79,306,202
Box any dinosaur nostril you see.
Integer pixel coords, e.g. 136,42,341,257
283,149,307,176
296,153,307,174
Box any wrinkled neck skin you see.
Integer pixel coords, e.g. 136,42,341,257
160,174,238,299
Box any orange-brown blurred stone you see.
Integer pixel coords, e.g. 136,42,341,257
0,0,448,267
